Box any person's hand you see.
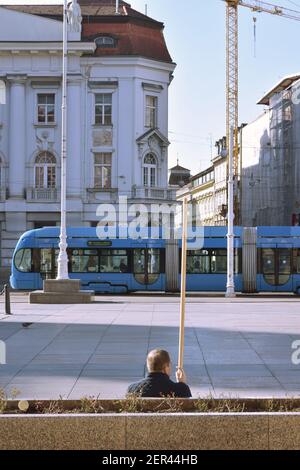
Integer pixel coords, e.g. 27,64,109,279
176,367,187,384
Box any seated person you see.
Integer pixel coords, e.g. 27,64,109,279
119,259,128,273
127,349,192,398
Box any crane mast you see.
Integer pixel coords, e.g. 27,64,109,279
226,0,239,181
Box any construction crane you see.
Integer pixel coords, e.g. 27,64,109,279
223,0,300,297
224,0,300,222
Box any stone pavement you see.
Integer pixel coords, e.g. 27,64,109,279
0,294,300,399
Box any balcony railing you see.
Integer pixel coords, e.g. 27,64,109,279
26,187,59,202
132,186,177,201
85,187,118,203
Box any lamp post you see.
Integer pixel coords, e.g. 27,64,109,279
226,126,236,297
57,0,69,280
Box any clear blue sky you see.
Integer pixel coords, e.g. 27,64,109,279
2,0,300,174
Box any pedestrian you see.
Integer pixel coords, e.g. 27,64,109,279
127,349,192,398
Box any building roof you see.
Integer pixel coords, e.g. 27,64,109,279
2,0,173,63
2,1,157,22
257,74,300,105
169,163,190,172
190,165,214,183
168,161,191,187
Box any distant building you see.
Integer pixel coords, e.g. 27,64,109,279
168,162,191,187
176,126,247,227
0,0,176,272
240,74,300,226
177,163,221,226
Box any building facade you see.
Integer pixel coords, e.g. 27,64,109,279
176,126,246,227
176,139,228,227
240,75,300,226
0,0,176,272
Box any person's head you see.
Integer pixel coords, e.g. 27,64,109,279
146,349,171,376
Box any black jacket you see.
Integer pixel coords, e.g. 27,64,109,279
127,372,192,398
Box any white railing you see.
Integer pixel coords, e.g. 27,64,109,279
26,187,58,202
133,186,177,201
85,188,118,203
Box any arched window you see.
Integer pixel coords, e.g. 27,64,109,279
95,36,116,48
34,152,56,189
143,153,157,187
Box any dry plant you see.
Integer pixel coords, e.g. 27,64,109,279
0,388,19,413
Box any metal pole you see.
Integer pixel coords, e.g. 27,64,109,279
116,0,119,14
4,284,11,315
57,0,69,280
178,197,188,369
226,126,236,297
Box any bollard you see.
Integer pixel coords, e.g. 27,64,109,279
4,284,11,315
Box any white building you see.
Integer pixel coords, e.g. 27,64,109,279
0,0,176,275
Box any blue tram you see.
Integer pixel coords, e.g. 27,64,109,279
9,226,300,294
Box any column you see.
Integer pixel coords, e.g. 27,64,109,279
67,76,82,198
8,75,27,198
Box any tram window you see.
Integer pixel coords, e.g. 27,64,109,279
40,248,53,273
54,249,59,276
262,249,275,274
211,249,227,274
31,249,40,273
278,249,291,285
15,249,32,272
294,249,300,273
134,250,145,274
187,250,210,274
100,249,128,273
235,249,240,274
278,249,291,273
147,249,160,274
71,249,99,273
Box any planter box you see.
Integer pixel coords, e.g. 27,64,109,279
0,399,300,450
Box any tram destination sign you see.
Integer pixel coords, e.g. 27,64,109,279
87,240,113,247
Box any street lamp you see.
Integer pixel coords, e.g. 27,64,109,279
226,126,236,297
57,0,69,280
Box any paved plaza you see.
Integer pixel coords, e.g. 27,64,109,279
0,294,300,399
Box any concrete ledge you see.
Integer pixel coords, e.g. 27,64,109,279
29,279,94,304
269,414,300,450
44,279,81,293
29,291,94,304
0,415,126,450
126,414,269,450
0,412,300,450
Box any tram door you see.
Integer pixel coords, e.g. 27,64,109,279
133,248,161,289
260,246,293,292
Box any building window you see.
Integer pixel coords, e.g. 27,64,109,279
143,154,157,187
34,152,56,189
95,94,112,125
95,36,116,48
94,153,112,189
145,95,157,128
37,94,55,124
